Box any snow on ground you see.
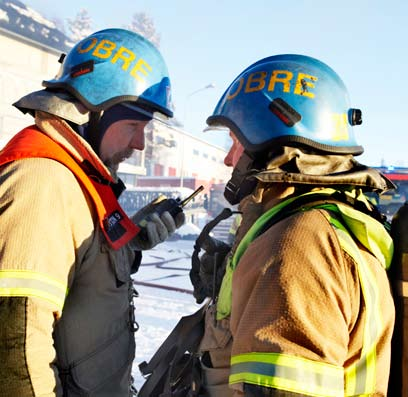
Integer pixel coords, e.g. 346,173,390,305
131,239,203,390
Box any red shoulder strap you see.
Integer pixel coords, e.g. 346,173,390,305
0,126,140,249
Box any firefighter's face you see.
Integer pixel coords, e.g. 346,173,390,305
100,119,148,171
224,131,244,168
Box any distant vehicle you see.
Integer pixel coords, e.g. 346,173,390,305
367,167,408,221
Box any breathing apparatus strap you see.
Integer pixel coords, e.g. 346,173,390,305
137,301,210,397
139,209,237,395
191,208,239,304
194,208,237,250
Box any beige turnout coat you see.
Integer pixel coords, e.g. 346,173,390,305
0,114,137,396
200,185,395,397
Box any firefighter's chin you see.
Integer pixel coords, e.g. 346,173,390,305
104,149,134,174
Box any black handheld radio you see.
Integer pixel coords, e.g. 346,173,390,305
136,185,204,239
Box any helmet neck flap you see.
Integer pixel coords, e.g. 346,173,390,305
223,145,395,205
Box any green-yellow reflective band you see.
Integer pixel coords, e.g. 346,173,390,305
0,270,67,310
336,203,393,269
230,352,343,397
329,220,380,396
216,256,234,320
228,214,242,235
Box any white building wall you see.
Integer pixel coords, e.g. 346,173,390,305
146,120,229,184
180,132,229,183
0,29,61,147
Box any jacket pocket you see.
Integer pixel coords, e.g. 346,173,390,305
199,304,232,352
200,360,234,397
67,325,135,394
106,243,134,284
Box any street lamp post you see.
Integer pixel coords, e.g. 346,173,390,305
180,83,215,188
183,83,216,126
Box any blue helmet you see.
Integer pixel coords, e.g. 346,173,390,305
207,54,363,155
43,28,173,117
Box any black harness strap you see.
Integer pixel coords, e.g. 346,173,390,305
190,208,238,304
137,302,209,397
138,209,239,396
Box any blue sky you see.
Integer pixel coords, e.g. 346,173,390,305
24,0,408,167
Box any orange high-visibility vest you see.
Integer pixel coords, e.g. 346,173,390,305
0,126,140,249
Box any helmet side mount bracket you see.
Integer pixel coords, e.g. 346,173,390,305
349,108,362,126
70,60,95,78
268,97,302,127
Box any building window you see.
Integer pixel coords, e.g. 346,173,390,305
168,166,176,176
154,163,164,176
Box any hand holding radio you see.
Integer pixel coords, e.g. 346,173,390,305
130,186,203,250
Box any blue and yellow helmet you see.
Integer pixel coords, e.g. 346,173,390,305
44,28,173,117
207,54,363,155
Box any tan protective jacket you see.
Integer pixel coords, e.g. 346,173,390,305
200,186,395,397
0,114,137,396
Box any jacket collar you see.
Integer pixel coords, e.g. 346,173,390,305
254,146,395,194
34,111,115,183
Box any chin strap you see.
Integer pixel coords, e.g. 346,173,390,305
84,111,102,155
224,151,265,205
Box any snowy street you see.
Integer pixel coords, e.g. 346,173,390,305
131,239,203,390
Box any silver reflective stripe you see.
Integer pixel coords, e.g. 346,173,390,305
230,352,343,397
0,270,67,310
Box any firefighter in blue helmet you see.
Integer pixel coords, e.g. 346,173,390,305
191,54,395,396
0,28,184,396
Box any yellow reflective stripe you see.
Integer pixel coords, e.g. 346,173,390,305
229,214,242,235
216,256,234,320
329,222,380,396
0,270,67,310
2,270,67,289
230,352,343,397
